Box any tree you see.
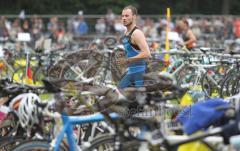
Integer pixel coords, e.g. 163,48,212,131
0,0,240,14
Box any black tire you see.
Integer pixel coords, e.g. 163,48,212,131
47,60,68,79
0,112,19,137
86,134,217,151
60,59,100,80
58,49,123,84
220,70,239,98
0,124,14,137
176,66,198,87
201,70,221,98
12,140,49,151
201,71,213,98
85,134,141,151
219,74,231,98
219,68,240,98
80,121,114,143
85,134,116,151
12,140,67,151
55,50,103,80
230,74,240,96
201,65,234,98
0,137,25,151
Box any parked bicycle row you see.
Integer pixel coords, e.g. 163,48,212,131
1,68,240,150
2,34,240,150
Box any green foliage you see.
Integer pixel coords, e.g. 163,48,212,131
84,0,137,14
0,0,239,14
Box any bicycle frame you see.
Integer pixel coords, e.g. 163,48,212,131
52,112,119,151
168,56,218,89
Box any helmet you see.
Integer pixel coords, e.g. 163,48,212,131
16,93,41,129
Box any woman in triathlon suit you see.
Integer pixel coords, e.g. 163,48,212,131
178,19,197,50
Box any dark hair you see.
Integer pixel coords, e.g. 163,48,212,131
183,19,189,27
123,5,138,15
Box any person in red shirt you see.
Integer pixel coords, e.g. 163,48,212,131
233,18,240,38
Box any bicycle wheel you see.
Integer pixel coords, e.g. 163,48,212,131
0,137,25,151
12,140,67,151
0,123,16,137
229,73,240,96
87,134,217,151
111,49,127,82
53,50,102,80
176,66,199,88
201,70,220,98
0,112,19,137
220,71,240,98
81,121,114,143
47,60,67,79
85,134,141,151
60,59,100,80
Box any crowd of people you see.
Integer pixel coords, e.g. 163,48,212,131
0,9,240,50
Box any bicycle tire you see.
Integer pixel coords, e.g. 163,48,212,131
219,68,240,98
219,70,239,98
85,134,141,151
0,112,20,137
12,139,67,151
229,73,240,96
176,66,198,87
200,70,221,98
47,60,67,79
86,134,218,151
0,136,25,151
58,50,102,79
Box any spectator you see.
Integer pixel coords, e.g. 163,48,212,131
114,16,126,33
136,15,145,28
224,17,234,39
76,15,88,36
142,18,158,39
47,17,58,35
177,19,197,50
36,17,44,32
0,14,238,51
233,18,240,38
0,17,9,38
105,9,115,33
22,19,31,33
1,16,11,32
192,22,201,39
95,17,106,34
9,19,22,40
67,17,75,33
